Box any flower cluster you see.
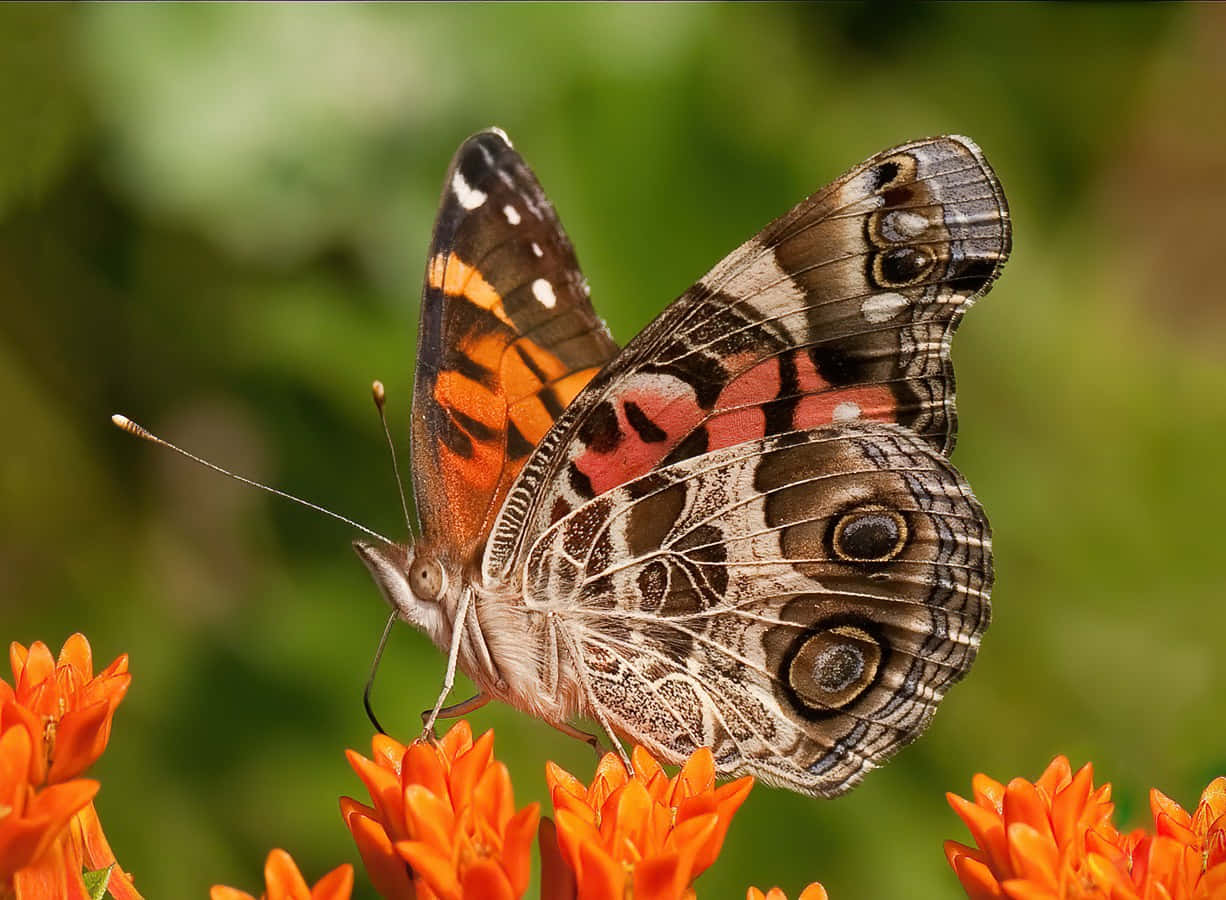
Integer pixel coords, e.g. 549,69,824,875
946,755,1226,900
340,721,539,900
0,634,139,899
545,745,752,900
210,850,352,900
340,724,826,900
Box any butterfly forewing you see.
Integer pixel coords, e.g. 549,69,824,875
412,129,618,559
521,423,991,796
484,136,1009,580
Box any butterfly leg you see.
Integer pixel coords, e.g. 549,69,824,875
548,720,608,757
421,585,473,741
420,692,489,731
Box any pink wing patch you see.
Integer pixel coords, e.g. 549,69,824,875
572,351,899,498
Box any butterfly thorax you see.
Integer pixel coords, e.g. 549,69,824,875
353,538,585,725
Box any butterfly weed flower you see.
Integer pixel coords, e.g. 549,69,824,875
0,634,140,899
1,634,131,786
745,886,828,900
210,849,353,900
543,744,754,900
945,755,1226,899
341,720,539,900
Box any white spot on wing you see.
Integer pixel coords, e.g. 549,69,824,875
832,401,862,422
452,171,487,210
531,242,544,258
503,205,521,225
860,292,909,324
532,278,557,308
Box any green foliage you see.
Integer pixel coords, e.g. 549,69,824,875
1,4,1224,898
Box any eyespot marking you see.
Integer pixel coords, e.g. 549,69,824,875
831,506,907,563
786,623,883,714
875,246,934,286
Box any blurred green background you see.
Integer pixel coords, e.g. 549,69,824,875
3,3,1225,897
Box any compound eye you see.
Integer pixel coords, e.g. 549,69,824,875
409,557,445,601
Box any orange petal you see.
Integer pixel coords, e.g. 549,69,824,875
47,700,114,783
1034,757,1073,798
371,733,408,774
692,776,753,874
459,859,514,900
403,741,450,800
1003,779,1055,845
396,839,462,900
672,749,715,805
474,760,515,829
500,803,540,897
16,642,55,697
633,850,692,900
403,783,457,854
973,774,1006,813
1005,823,1058,890
438,720,474,760
265,848,312,899
3,702,47,784
575,834,624,900
999,880,1056,900
555,807,605,876
448,729,495,809
310,863,354,900
210,888,257,900
949,846,1005,899
1049,761,1095,849
546,761,587,801
342,803,414,900
56,634,94,680
797,885,828,900
346,749,408,842
949,791,1011,879
602,780,653,853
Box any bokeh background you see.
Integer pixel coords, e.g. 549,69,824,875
3,4,1225,897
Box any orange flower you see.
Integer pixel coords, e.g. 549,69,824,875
210,849,353,900
341,721,539,900
0,724,98,883
746,886,829,900
10,797,143,900
1,634,131,785
544,744,754,900
946,756,1226,900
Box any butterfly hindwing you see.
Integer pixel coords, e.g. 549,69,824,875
412,129,618,559
484,135,1009,579
522,423,991,796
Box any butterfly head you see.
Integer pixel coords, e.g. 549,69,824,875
353,540,458,649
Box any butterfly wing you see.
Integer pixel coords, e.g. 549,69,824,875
484,135,1008,579
523,423,991,796
412,129,618,559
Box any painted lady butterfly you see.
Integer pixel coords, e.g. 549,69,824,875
356,128,1010,797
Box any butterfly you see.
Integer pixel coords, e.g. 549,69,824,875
356,128,1010,797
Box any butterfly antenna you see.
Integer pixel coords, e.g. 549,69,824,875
111,414,394,545
363,608,398,735
370,381,412,533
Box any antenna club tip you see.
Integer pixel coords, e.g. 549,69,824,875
111,413,131,428
372,380,386,407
